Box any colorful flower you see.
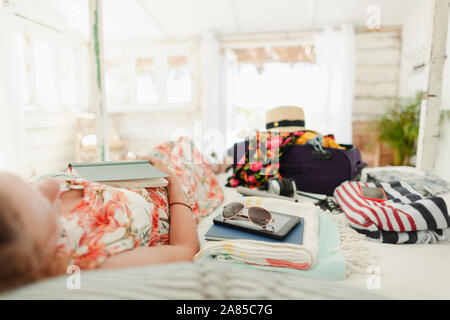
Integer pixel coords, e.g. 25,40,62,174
247,175,256,184
249,161,264,172
228,178,239,187
282,137,292,146
267,135,283,149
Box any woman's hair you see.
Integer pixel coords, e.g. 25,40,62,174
0,191,67,293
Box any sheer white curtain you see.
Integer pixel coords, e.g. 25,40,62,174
314,24,355,144
222,25,355,146
201,32,223,131
0,2,26,174
200,31,228,162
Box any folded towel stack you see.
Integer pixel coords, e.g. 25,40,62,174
194,197,319,270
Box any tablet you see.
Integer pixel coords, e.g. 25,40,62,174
213,209,301,240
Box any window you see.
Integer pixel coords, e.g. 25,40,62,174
230,62,320,132
135,57,158,104
14,24,86,111
104,45,196,110
105,58,131,107
15,34,30,104
33,39,57,105
59,48,78,106
225,45,320,144
166,55,191,104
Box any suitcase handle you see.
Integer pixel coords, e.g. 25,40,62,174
356,160,368,169
351,160,368,178
310,150,333,160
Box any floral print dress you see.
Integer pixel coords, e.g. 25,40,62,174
149,136,224,222
55,178,171,269
26,173,172,270
29,136,224,270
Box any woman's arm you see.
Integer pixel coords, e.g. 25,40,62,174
98,158,199,269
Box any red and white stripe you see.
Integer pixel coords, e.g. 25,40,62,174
334,181,444,232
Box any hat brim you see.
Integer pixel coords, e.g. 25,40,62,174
266,126,306,133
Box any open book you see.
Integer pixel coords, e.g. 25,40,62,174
67,160,169,188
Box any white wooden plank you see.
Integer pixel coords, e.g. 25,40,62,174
355,32,400,50
88,0,109,161
124,125,177,140
356,66,399,83
119,110,200,122
352,97,396,117
352,27,401,120
356,48,400,66
25,112,78,129
0,1,26,173
26,159,72,176
355,82,398,98
127,139,162,152
26,133,77,150
28,158,74,172
416,0,449,171
119,118,196,131
27,144,76,163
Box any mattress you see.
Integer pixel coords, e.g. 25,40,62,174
207,173,450,300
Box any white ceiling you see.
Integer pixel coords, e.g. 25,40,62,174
13,0,425,42
103,0,424,42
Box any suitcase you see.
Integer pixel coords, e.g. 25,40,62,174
279,144,367,195
230,141,367,196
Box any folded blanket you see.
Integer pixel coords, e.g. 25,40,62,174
361,166,450,196
195,196,373,279
229,211,367,280
194,196,320,270
334,181,450,244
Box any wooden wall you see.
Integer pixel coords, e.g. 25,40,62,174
115,109,203,155
352,27,401,167
353,27,401,121
25,112,78,177
24,112,129,177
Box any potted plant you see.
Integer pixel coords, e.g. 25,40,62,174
373,92,422,166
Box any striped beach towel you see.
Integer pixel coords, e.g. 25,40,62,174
334,181,450,244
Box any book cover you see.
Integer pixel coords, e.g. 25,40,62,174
68,160,169,188
205,217,304,245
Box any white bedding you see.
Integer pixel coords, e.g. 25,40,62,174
2,173,449,300
206,174,450,300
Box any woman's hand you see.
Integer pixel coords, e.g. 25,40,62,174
141,156,175,179
140,157,184,202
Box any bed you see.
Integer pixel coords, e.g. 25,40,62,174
1,173,449,300
202,173,450,300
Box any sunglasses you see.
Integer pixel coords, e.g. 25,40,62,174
222,202,275,232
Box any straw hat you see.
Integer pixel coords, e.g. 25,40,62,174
265,106,306,133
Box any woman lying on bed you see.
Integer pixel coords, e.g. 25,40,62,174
0,138,225,292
